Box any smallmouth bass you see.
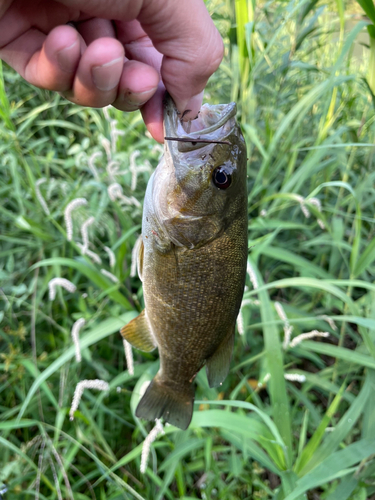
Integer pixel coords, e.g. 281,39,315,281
121,95,248,430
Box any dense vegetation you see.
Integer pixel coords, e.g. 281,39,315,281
1,0,375,498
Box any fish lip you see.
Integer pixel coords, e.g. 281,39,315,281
163,93,237,145
183,102,237,138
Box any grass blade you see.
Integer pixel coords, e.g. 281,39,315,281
31,257,133,310
17,311,136,420
284,438,375,500
325,474,358,500
299,374,372,475
250,259,292,466
301,341,375,370
294,383,345,473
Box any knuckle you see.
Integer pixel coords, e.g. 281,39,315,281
201,32,224,76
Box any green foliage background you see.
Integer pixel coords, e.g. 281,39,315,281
1,0,375,498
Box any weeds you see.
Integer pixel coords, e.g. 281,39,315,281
1,0,375,498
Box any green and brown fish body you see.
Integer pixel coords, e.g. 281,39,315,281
121,96,248,430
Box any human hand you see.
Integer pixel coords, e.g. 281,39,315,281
0,0,224,142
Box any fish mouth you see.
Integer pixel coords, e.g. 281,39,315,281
163,94,237,152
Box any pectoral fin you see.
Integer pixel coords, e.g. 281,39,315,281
163,215,221,249
120,310,156,352
137,237,144,281
206,328,235,388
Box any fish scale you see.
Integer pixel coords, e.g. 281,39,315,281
147,228,247,355
121,94,248,429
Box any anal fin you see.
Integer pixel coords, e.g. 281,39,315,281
120,310,156,352
206,327,235,388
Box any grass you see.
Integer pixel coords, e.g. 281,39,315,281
1,0,375,498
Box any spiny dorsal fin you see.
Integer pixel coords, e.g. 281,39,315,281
120,310,156,352
206,327,235,388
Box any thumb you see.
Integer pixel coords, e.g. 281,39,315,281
139,0,224,118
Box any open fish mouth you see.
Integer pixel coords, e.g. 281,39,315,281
164,94,237,152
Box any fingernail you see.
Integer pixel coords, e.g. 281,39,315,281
178,91,204,121
92,57,123,91
56,41,78,72
122,87,158,107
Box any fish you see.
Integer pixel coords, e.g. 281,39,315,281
121,94,248,430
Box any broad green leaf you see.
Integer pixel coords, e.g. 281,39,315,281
284,439,375,500
250,259,292,466
245,277,358,314
301,341,375,370
191,409,273,441
325,474,358,500
195,399,285,448
356,0,375,24
299,374,372,475
0,419,42,431
191,409,283,470
260,246,333,279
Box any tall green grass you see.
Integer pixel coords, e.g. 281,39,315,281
356,0,375,93
1,0,375,498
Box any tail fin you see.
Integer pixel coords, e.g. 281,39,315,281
136,375,194,430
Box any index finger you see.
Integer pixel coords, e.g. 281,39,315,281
55,0,223,117
138,0,224,118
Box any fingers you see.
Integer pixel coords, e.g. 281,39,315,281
0,0,224,139
62,36,159,109
0,1,13,18
63,37,125,107
139,0,224,118
115,20,163,70
0,1,77,48
52,0,223,118
112,59,159,111
75,17,116,45
0,19,160,111
0,24,126,107
0,25,82,91
141,83,165,143
114,20,163,139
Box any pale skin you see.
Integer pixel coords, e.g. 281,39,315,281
0,0,224,143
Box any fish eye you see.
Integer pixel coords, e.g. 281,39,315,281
212,166,232,189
